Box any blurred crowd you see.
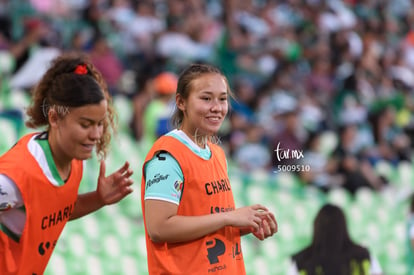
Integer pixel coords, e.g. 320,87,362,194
0,0,414,195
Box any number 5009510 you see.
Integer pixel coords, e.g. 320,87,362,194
275,164,310,173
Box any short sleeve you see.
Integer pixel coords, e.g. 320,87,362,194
0,174,23,213
144,151,184,205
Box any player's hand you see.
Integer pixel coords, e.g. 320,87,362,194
230,204,271,232
96,160,133,205
252,211,278,240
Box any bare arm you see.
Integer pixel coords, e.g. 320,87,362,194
145,199,272,243
70,160,133,220
69,191,104,220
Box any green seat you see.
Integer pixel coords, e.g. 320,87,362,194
85,255,105,275
0,117,17,154
44,253,68,275
327,187,352,209
112,95,133,132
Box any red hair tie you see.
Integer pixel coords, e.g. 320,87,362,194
74,64,88,75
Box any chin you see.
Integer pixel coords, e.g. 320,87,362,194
75,153,93,160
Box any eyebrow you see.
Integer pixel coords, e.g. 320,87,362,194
79,117,105,123
199,91,227,95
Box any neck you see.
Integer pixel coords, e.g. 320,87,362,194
180,128,208,148
48,132,72,180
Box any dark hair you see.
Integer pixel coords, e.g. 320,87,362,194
26,52,116,159
292,204,370,275
171,63,233,128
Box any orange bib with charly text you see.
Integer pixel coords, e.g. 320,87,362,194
0,133,82,275
141,135,246,275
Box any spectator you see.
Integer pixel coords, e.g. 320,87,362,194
81,0,105,37
130,72,154,141
270,93,307,168
368,104,412,165
126,0,165,62
155,0,213,67
9,17,61,90
288,203,383,275
226,77,259,157
89,35,124,96
233,123,271,172
332,123,386,195
298,131,344,192
142,71,178,144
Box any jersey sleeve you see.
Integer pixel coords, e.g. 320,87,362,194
0,174,23,214
144,151,184,205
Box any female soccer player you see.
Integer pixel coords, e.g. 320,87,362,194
141,63,277,274
0,53,134,274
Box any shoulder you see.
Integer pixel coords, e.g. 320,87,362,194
152,134,183,149
291,247,312,263
146,151,178,167
352,244,370,259
145,150,182,175
1,133,38,154
149,132,195,158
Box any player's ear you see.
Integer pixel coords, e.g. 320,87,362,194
176,93,186,112
48,108,59,127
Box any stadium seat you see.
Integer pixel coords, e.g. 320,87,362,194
45,253,68,275
397,161,414,189
112,95,133,131
85,255,105,275
8,89,30,111
0,117,17,154
326,187,352,209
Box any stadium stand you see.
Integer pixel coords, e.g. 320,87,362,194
0,0,413,274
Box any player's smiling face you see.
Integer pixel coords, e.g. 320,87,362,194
50,100,107,161
177,73,228,140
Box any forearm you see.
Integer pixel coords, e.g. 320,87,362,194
70,191,104,220
148,213,231,243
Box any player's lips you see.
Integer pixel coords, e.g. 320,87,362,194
206,116,222,123
82,144,95,151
